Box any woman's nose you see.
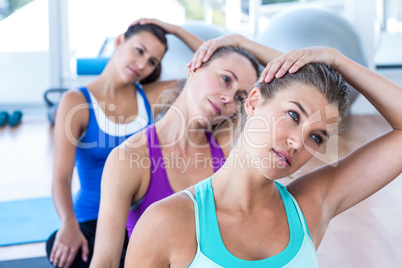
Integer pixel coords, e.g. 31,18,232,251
220,95,230,103
136,58,147,69
287,134,303,151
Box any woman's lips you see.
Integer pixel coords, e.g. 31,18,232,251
208,99,221,115
273,149,292,167
128,67,139,78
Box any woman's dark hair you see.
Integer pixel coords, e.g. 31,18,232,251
124,23,168,84
202,46,260,78
261,63,349,117
155,46,260,121
235,63,350,143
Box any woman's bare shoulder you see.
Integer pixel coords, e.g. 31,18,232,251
151,188,196,218
60,88,87,106
105,128,150,179
55,89,89,132
132,189,197,242
121,128,149,154
126,189,198,266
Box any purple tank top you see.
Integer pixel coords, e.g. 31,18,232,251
126,124,225,237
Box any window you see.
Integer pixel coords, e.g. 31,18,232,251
384,0,402,34
0,0,34,20
375,0,402,67
0,0,48,105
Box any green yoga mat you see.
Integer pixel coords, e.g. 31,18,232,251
0,197,61,246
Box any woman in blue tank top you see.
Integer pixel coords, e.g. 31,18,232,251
125,44,402,267
46,19,210,268
90,34,286,266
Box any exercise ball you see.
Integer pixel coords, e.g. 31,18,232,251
160,21,227,81
256,6,367,104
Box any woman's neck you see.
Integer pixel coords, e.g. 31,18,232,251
89,62,136,99
156,92,210,153
212,147,279,212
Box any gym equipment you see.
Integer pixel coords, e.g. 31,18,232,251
76,57,109,75
0,111,9,127
0,197,60,246
256,6,368,104
0,257,50,267
8,110,23,127
44,88,69,125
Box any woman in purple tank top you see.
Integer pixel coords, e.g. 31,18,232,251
91,33,284,267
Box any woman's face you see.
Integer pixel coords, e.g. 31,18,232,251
186,52,257,126
243,83,340,180
114,31,166,83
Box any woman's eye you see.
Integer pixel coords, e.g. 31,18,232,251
148,60,157,67
311,134,323,145
222,75,231,85
288,111,300,123
136,48,144,55
235,95,245,103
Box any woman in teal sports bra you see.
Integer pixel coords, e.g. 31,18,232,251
125,45,402,267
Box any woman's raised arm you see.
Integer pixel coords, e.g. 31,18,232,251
189,34,283,70
130,18,203,53
264,47,402,222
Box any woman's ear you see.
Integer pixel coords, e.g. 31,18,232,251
114,34,125,50
245,87,261,117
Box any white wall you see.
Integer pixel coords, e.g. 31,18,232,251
0,52,50,104
351,68,402,115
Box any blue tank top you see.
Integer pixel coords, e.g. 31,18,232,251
126,124,225,237
183,177,319,268
74,84,153,222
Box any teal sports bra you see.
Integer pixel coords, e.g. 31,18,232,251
183,177,318,268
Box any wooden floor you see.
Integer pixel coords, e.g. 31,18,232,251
1,114,401,267
0,117,55,202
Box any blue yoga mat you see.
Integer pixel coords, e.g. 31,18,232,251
0,197,61,246
0,257,52,268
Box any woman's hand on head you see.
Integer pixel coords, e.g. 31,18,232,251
188,34,241,71
130,18,177,34
260,46,338,83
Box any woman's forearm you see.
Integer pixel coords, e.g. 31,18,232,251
172,25,203,52
333,50,402,130
233,34,283,66
52,179,77,225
